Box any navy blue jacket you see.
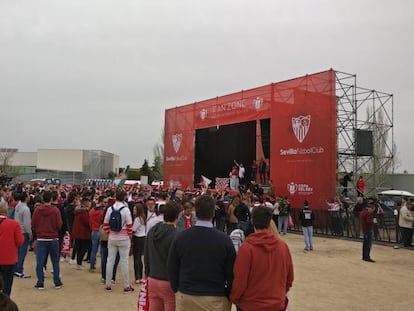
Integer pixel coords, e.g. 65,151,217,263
168,225,236,297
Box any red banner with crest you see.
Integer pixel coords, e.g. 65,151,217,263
164,70,336,208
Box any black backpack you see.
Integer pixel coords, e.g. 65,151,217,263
108,205,126,232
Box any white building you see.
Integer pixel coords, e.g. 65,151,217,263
9,149,119,184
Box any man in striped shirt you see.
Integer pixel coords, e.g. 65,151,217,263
103,191,134,293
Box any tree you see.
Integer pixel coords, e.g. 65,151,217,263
152,126,164,180
152,155,163,181
139,159,154,184
363,106,397,192
128,169,140,180
0,149,17,177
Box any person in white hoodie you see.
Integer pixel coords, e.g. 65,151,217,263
14,192,32,278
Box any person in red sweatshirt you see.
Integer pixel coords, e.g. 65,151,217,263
31,191,63,290
360,204,377,262
231,206,294,311
71,197,91,270
0,201,24,296
89,196,106,272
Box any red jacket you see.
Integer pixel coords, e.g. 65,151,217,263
0,216,24,265
72,207,91,240
32,204,63,240
89,206,105,231
360,208,374,232
230,231,294,311
356,179,366,193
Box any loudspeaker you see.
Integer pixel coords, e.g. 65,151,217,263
355,129,373,156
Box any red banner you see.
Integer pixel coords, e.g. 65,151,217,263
270,71,336,208
60,231,71,256
164,70,336,208
137,277,149,311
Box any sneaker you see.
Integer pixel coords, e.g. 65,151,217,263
89,268,97,273
21,273,31,278
76,265,86,270
105,286,111,291
69,259,77,265
55,283,63,289
34,284,45,290
363,258,376,263
123,286,135,294
14,272,23,278
111,280,116,285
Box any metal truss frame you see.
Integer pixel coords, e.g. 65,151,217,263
335,70,394,197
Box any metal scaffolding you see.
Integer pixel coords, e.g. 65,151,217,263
335,70,394,198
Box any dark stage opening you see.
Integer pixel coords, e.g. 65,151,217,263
194,119,270,188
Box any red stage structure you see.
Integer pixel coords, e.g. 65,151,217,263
164,70,338,209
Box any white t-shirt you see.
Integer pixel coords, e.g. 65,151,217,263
132,217,146,237
273,202,280,215
146,213,163,234
239,166,245,179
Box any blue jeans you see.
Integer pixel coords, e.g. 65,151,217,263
36,240,62,287
278,216,289,234
90,231,100,269
0,264,16,296
362,231,372,260
16,233,30,274
302,226,313,250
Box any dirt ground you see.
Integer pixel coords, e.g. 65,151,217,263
11,234,414,311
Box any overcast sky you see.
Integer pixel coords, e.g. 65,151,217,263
1,0,413,172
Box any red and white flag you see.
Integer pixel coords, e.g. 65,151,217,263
200,175,212,187
215,177,229,190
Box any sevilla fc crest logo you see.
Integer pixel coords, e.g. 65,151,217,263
292,115,311,143
287,182,297,195
253,97,263,110
200,109,207,120
172,134,182,153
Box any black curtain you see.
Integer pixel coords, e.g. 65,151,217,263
194,121,256,188
260,119,271,159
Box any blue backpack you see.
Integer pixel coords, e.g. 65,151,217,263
108,205,126,232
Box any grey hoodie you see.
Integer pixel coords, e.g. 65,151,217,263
14,201,32,235
144,222,177,280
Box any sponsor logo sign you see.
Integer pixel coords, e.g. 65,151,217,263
287,182,313,195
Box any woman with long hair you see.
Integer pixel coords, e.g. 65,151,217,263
132,202,146,284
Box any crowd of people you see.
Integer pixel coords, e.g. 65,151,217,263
1,176,413,310
0,181,297,310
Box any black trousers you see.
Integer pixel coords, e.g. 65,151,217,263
76,239,90,265
0,264,15,296
132,236,145,280
400,226,413,247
